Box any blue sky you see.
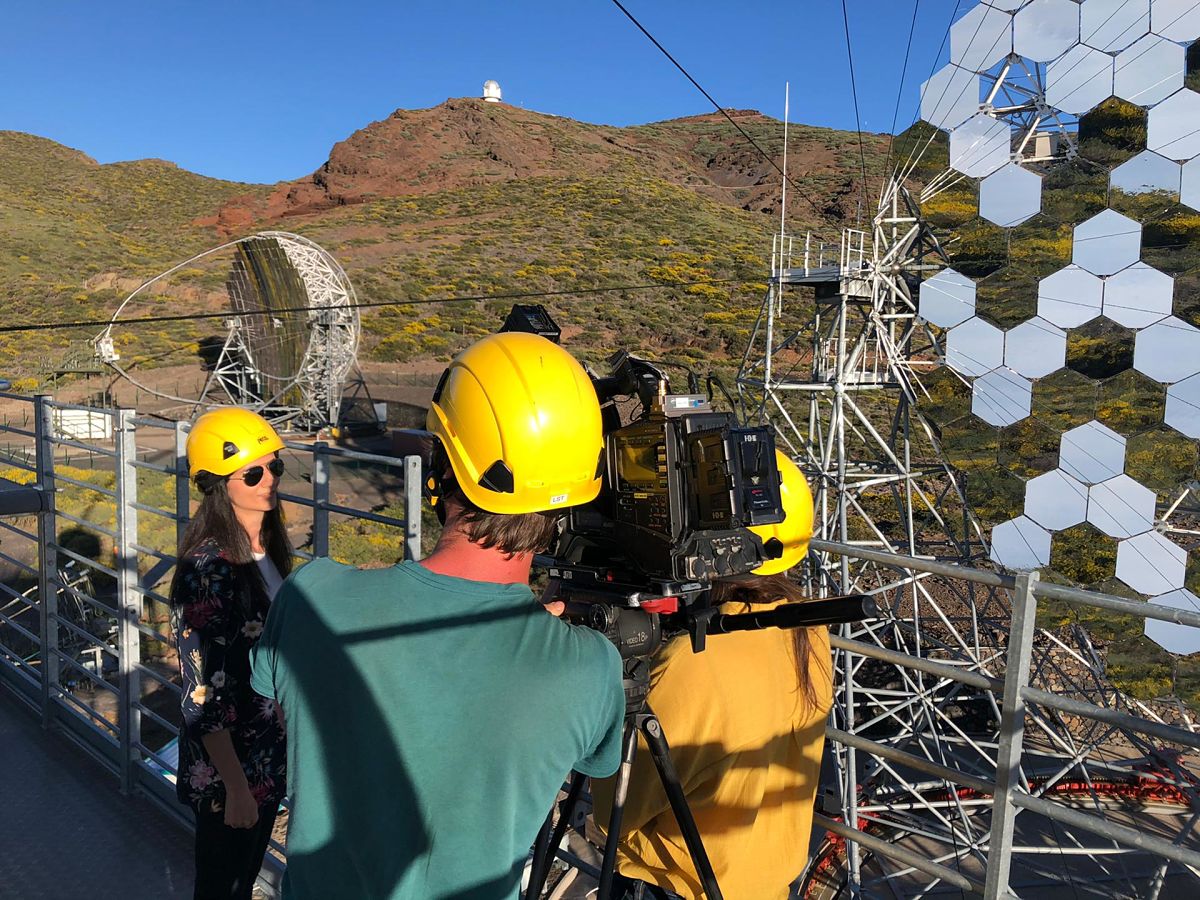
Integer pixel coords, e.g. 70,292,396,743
2,1,965,184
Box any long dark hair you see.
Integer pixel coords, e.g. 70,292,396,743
169,476,293,609
709,574,825,710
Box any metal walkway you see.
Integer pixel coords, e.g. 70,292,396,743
0,688,193,900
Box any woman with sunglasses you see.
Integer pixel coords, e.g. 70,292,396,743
170,407,292,900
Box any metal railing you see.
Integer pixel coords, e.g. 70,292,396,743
810,538,1200,898
2,394,1199,897
0,393,423,895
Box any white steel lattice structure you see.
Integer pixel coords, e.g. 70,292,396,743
737,1,1200,895
94,231,361,431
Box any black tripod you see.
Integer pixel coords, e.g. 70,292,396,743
525,660,724,900
524,594,876,900
600,691,725,899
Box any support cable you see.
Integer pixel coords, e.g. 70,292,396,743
839,0,871,224
882,0,923,195
0,277,748,337
608,0,830,222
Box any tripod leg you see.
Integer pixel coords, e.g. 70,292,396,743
525,811,554,900
638,713,725,900
598,721,640,900
525,772,588,900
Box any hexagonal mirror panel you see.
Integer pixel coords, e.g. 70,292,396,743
950,114,1013,178
1037,265,1104,328
951,3,1014,71
1025,469,1089,531
973,367,1032,426
1086,474,1157,538
919,268,977,328
979,163,1042,227
1147,89,1200,161
990,515,1052,570
1150,0,1200,42
1059,420,1126,484
1102,262,1173,329
1014,0,1081,62
1110,150,1182,197
1143,589,1200,655
1072,210,1142,276
1113,33,1185,106
1116,530,1187,595
1182,157,1200,211
1082,0,1150,52
1133,317,1200,383
921,63,981,130
1005,317,1067,378
946,316,1005,377
1165,374,1200,438
911,1,1200,663
1046,43,1115,114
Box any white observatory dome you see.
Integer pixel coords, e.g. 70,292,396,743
482,80,502,103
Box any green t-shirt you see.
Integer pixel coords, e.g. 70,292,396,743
250,558,625,900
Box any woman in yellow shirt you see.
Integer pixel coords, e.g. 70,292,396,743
593,452,833,900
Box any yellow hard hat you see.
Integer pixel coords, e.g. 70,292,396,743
751,450,815,576
427,332,604,515
186,408,285,478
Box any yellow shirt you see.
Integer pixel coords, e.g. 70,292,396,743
592,603,833,900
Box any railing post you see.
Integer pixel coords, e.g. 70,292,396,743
984,569,1039,899
312,442,330,558
404,454,422,561
174,420,190,546
34,395,60,726
114,408,141,794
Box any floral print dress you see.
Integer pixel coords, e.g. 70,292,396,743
172,538,287,810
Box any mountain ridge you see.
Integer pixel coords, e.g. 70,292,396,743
0,97,888,377
202,98,886,229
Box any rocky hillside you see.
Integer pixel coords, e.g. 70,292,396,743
211,99,883,226
0,100,888,378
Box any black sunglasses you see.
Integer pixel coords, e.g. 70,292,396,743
231,458,285,487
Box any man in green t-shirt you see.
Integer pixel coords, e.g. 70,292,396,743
251,332,625,899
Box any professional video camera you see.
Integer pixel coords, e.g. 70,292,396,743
546,348,786,649
393,303,874,652
486,304,874,657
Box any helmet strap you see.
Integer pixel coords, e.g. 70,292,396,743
194,471,223,496
424,441,459,526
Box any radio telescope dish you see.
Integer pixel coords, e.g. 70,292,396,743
93,231,360,431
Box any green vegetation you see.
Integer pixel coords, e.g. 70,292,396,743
0,114,890,382
0,131,270,372
302,172,777,372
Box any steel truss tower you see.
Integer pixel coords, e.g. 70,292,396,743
738,177,973,578
737,178,1200,898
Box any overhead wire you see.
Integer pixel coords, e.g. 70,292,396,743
882,0,925,195
607,0,832,224
0,277,749,336
7,5,837,343
893,0,964,186
896,4,1007,190
838,0,871,224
